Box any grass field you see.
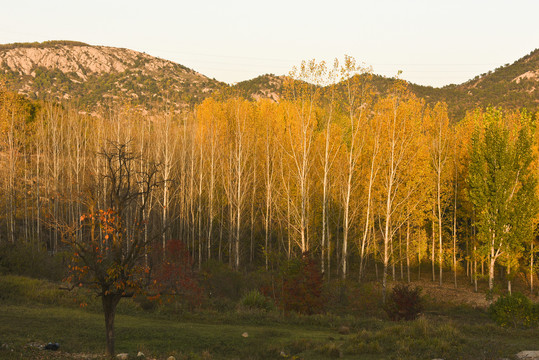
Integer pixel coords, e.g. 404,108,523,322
0,275,537,359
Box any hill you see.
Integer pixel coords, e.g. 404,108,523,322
408,48,539,119
0,41,225,110
0,41,537,118
230,50,539,120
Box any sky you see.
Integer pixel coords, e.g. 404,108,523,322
1,0,538,87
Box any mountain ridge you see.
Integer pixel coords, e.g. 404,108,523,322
1,41,537,118
0,41,225,110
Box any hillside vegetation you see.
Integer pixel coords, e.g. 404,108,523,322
0,42,537,119
0,41,224,109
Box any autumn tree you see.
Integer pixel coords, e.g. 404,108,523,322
336,56,372,279
64,141,160,356
426,103,452,286
281,61,322,254
375,86,424,301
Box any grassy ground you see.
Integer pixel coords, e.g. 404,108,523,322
0,275,537,359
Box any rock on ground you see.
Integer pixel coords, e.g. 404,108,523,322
516,351,539,360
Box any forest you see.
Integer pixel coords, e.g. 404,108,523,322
2,58,539,289
1,58,539,356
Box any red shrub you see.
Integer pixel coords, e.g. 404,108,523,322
280,252,324,315
151,240,202,307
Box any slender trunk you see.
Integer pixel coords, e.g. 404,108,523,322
531,241,534,293
250,157,257,264
474,243,478,292
399,230,403,280
321,116,332,276
383,180,392,302
391,240,396,280
489,248,496,290
438,186,443,287
453,157,458,288
342,187,350,279
198,144,203,270
418,227,421,280
219,204,224,262
406,218,410,283
432,215,436,282
359,176,373,280
207,150,214,262
327,200,331,281
264,187,271,271
287,183,291,259
507,262,512,295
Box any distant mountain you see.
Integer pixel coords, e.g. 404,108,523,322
0,41,225,110
233,74,285,102
0,41,537,119
408,48,539,119
229,49,539,120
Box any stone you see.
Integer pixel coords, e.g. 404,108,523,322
44,342,60,351
338,326,350,335
516,351,539,360
116,353,129,360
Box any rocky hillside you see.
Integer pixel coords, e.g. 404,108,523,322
233,74,284,102
0,41,224,110
1,41,537,119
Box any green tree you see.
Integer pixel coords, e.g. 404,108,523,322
468,109,537,290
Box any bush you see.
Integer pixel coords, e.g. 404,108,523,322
150,240,203,310
280,252,324,315
200,261,249,301
0,242,67,281
239,289,274,311
384,284,424,321
488,292,539,328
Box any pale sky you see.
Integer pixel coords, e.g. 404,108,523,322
1,0,538,87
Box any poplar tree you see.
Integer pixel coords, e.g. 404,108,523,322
468,109,537,290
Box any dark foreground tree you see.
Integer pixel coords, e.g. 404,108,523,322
64,141,160,356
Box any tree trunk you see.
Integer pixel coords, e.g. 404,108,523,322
431,217,435,282
438,181,443,287
489,254,496,291
507,262,512,295
406,218,410,283
474,244,478,292
531,241,534,293
102,294,122,357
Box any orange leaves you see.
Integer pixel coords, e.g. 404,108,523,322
147,294,161,302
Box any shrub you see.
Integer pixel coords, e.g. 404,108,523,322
384,284,424,321
239,289,274,311
150,240,203,310
200,260,249,301
0,242,66,281
280,252,324,315
488,292,539,328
